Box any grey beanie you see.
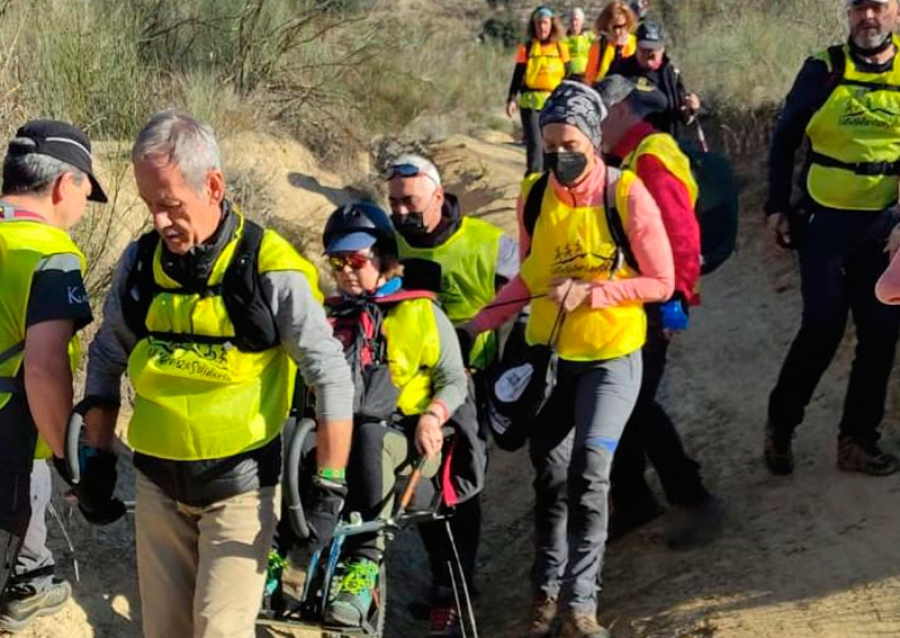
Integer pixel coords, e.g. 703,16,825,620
539,80,608,149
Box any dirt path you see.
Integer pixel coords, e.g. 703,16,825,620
13,134,900,638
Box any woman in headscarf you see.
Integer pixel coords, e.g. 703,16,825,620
464,81,674,638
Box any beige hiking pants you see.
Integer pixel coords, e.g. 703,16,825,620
134,471,279,638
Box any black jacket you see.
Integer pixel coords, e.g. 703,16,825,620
619,55,688,137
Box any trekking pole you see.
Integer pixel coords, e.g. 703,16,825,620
444,520,479,638
47,502,79,583
446,558,470,638
695,119,710,153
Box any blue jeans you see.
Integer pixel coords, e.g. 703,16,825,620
529,351,642,613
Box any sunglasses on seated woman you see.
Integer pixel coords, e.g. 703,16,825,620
328,252,373,271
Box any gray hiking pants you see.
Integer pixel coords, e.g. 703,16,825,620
529,352,642,613
15,461,54,592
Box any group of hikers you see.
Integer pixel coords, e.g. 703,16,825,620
2,0,900,637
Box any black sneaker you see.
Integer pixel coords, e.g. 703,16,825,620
665,494,725,550
764,423,794,475
837,436,900,476
0,580,71,633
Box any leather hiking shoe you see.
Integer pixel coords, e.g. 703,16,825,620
429,603,461,637
764,424,794,475
559,609,610,638
324,558,379,628
837,436,900,476
0,580,71,633
665,494,725,550
525,594,558,638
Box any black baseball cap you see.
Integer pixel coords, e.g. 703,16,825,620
7,120,108,203
637,20,666,50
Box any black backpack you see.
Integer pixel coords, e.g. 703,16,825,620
121,218,279,352
675,138,740,274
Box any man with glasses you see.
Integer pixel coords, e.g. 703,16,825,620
386,154,518,637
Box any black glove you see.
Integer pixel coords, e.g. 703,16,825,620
306,476,347,548
55,448,126,526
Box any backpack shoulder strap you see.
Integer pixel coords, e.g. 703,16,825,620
523,172,551,251
122,230,161,339
603,167,640,273
222,217,279,352
824,44,846,93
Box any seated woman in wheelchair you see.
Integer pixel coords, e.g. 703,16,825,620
319,201,469,629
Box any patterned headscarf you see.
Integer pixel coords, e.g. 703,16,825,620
539,80,607,149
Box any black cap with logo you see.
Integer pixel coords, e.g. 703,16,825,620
636,20,666,50
7,120,108,203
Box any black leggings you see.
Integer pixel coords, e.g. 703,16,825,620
0,471,31,605
520,107,543,175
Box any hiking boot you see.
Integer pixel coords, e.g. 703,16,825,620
558,609,610,638
665,494,725,550
323,558,379,628
607,498,664,542
0,580,71,633
837,436,900,476
764,423,794,475
525,593,558,638
429,602,461,637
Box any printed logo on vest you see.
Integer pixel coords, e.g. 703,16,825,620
146,338,232,382
839,91,900,129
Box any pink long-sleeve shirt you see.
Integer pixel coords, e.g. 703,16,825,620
470,160,675,333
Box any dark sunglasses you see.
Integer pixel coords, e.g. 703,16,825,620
328,252,373,271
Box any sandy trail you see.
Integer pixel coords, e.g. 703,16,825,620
12,133,900,638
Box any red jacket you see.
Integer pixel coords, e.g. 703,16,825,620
611,121,701,305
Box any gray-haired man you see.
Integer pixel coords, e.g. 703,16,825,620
84,109,354,638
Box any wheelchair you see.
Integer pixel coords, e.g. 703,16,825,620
256,418,479,638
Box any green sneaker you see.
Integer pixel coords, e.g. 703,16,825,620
0,580,71,633
324,558,380,628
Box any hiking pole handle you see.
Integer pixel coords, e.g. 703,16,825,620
398,456,428,514
695,119,710,153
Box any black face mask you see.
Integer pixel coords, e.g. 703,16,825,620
392,212,427,238
544,151,589,186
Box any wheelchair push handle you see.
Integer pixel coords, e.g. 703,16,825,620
64,395,121,485
286,417,317,540
65,409,85,485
